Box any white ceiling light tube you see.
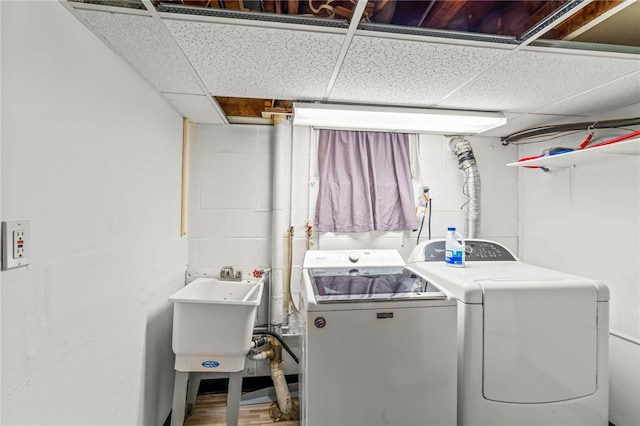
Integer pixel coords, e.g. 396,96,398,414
292,102,506,134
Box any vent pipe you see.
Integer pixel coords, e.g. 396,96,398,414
449,137,481,239
270,116,292,332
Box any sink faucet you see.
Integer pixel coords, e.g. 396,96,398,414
220,266,242,281
220,266,234,277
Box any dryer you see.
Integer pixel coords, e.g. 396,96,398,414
300,249,458,426
407,239,609,426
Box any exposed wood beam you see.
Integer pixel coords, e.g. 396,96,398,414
516,0,595,46
215,97,269,117
557,0,634,41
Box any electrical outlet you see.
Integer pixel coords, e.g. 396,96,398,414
14,230,26,258
2,220,30,270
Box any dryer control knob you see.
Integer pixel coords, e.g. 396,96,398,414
348,252,360,263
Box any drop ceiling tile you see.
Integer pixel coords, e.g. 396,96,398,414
76,9,202,95
536,71,640,116
328,36,509,106
438,50,640,114
163,93,226,124
164,19,344,99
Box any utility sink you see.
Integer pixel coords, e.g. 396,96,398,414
169,277,263,372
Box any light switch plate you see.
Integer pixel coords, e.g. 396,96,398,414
2,220,30,270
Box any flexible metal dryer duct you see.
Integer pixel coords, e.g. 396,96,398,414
449,137,481,239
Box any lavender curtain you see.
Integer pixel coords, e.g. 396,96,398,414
314,129,417,232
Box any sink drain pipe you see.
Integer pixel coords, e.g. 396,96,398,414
251,330,299,364
267,339,298,421
247,333,299,421
449,137,481,239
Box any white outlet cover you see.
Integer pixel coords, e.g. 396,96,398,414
2,220,30,270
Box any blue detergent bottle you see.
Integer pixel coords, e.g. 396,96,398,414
445,227,465,267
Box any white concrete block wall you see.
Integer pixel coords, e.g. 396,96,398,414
188,124,273,280
188,124,520,323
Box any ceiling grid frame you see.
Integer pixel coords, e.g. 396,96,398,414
431,0,598,109
63,0,640,135
533,69,640,116
64,0,227,123
156,5,348,34
437,49,640,113
321,0,370,101
163,17,346,100
140,0,228,123
328,36,510,108
515,0,595,45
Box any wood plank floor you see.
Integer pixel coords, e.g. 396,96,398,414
184,393,299,426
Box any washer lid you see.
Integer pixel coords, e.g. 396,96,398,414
482,279,598,403
308,267,445,303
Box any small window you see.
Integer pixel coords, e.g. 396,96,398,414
314,129,417,232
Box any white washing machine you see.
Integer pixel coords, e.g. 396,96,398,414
300,249,457,426
406,239,610,426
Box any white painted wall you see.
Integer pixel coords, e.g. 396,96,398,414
188,123,519,323
1,2,187,425
517,103,640,426
0,1,4,407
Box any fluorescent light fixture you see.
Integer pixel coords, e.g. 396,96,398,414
293,102,506,134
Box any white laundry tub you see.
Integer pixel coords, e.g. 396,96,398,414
169,277,263,372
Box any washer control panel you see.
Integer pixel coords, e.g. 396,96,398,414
421,240,516,262
303,249,405,268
